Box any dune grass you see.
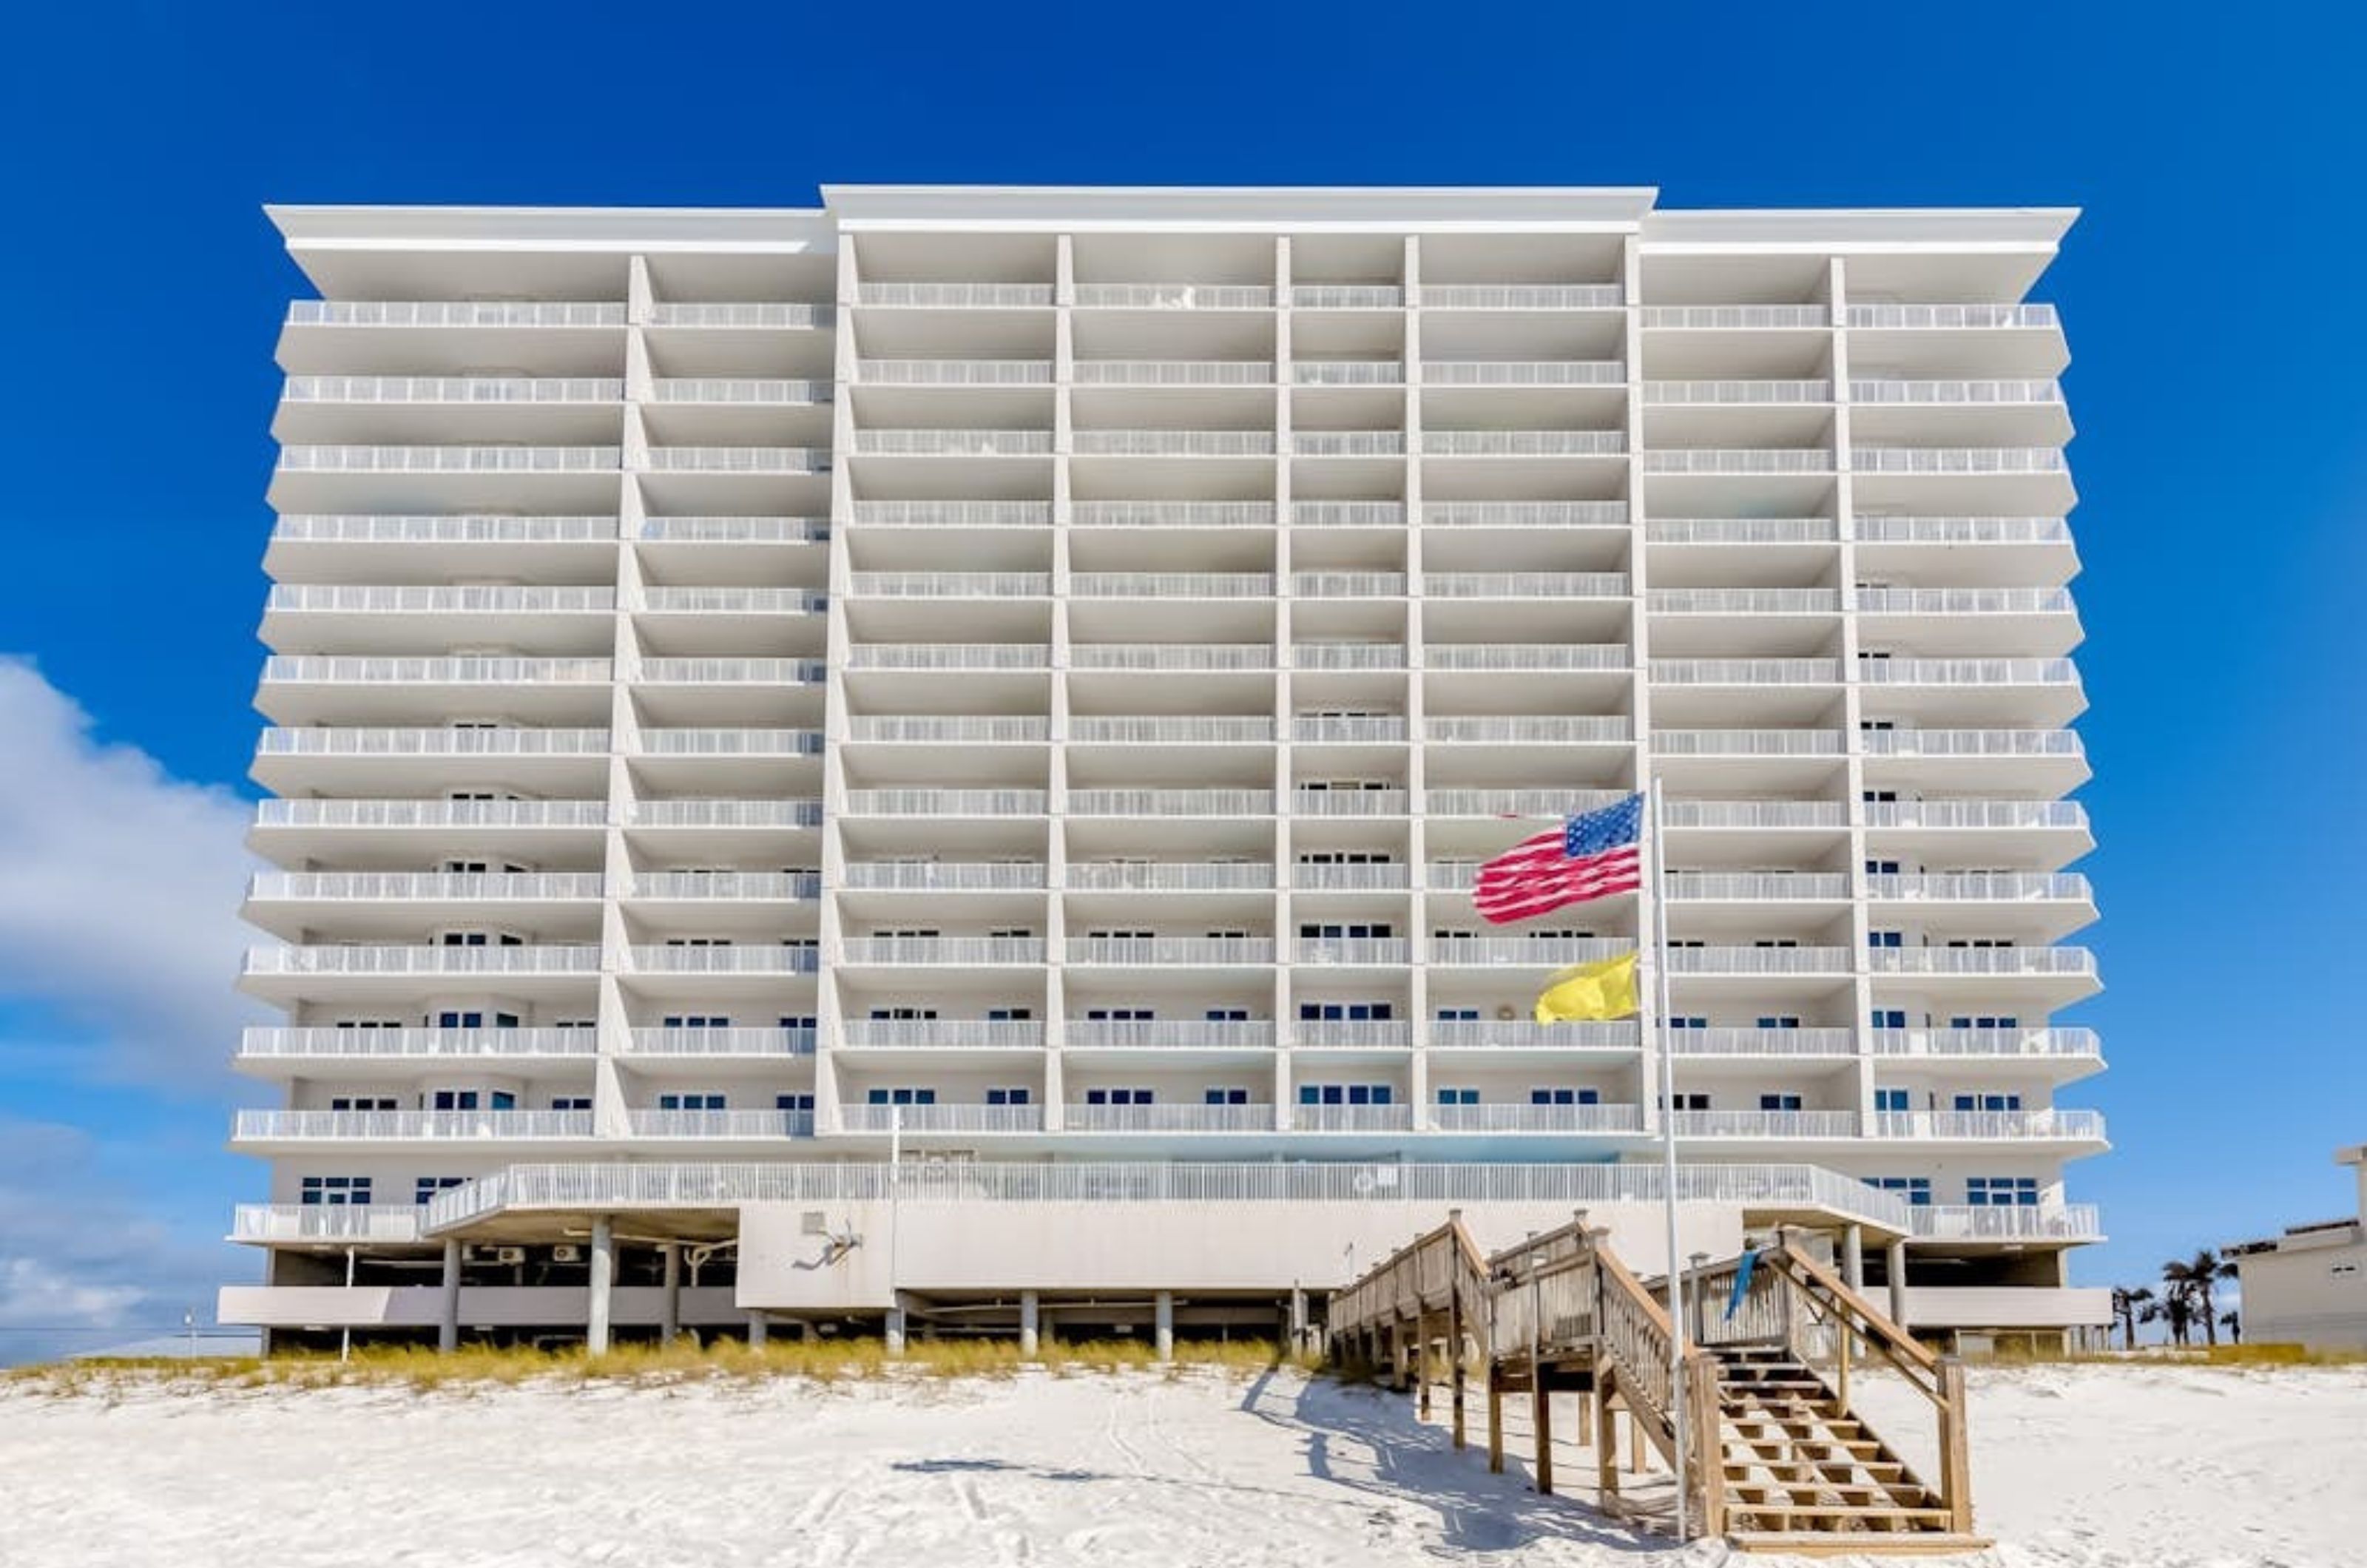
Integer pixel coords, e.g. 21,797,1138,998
5,1336,1324,1396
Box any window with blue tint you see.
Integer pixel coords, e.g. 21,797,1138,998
1667,1016,1709,1029
431,1090,478,1110
986,1008,1033,1022
490,1091,516,1111
1087,1008,1155,1021
1870,1010,1909,1030
550,1096,591,1112
1952,1093,2023,1112
658,1092,726,1111
1206,1008,1249,1021
1087,1089,1155,1106
1436,1087,1479,1106
776,1093,814,1112
1867,930,1904,948
414,1177,464,1204
866,1088,936,1106
1759,1093,1805,1112
1868,1176,1933,1206
1967,1176,2041,1207
1203,1088,1248,1105
1874,1089,1911,1112
664,1015,730,1028
1529,1088,1601,1106
300,1175,371,1206
1948,1015,2019,1030
1755,1015,1802,1029
1865,859,1902,875
1434,1007,1480,1021
328,1095,396,1112
985,1088,1030,1106
780,1016,817,1031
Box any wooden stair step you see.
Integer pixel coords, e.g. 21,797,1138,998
1726,1504,1954,1524
1729,1531,1991,1558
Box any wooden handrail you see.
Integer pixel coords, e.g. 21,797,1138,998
1768,1234,1940,1375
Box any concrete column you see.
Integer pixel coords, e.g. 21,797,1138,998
746,1311,769,1349
885,1296,908,1356
1843,1224,1866,1292
1155,1291,1175,1361
438,1237,461,1354
1885,1237,1908,1325
587,1216,615,1355
659,1243,681,1343
1019,1291,1040,1356
1289,1286,1308,1354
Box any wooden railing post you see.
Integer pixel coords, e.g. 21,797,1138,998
1937,1356,1973,1534
1449,1278,1467,1449
1687,1351,1726,1539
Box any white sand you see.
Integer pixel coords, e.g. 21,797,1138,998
1,1362,2360,1567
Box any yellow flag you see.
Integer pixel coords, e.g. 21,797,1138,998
1532,952,1640,1024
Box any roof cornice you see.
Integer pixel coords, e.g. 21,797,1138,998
818,184,1661,231
266,205,834,253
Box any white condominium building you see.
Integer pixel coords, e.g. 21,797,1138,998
221,186,2108,1355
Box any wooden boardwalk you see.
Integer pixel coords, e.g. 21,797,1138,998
1327,1213,1986,1555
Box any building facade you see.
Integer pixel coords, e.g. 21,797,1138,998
2226,1143,2367,1350
221,187,2109,1351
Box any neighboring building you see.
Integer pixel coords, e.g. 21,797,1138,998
2226,1144,2367,1349
217,186,2110,1354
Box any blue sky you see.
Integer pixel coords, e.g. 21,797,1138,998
1,1,2362,1358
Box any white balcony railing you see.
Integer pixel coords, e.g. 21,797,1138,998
237,1027,596,1060
1909,1204,2102,1240
1873,1109,2106,1140
1070,643,1273,672
1292,285,1403,308
1862,800,2089,831
1419,284,1623,310
632,658,826,685
1650,658,1840,684
1866,947,2096,978
627,1109,814,1139
625,1027,815,1056
1293,863,1411,890
627,945,821,974
1422,717,1630,745
270,513,619,546
857,359,1053,385
837,862,1046,891
260,655,612,686
1293,1105,1419,1132
853,428,1052,457
277,445,621,474
1641,305,1828,329
1065,862,1272,891
1664,801,1848,829
1293,501,1406,527
1073,359,1272,385
1425,643,1628,672
1647,517,1840,544
1854,587,2076,615
1292,572,1407,596
1066,788,1273,816
234,1109,595,1140
1295,938,1413,964
625,872,822,900
639,516,828,545
839,788,1047,816
1665,872,1851,900
845,643,1051,671
1293,360,1402,385
1857,729,2085,759
836,938,1044,965
1851,447,2069,476
1423,572,1629,598
632,728,820,756
1292,788,1409,815
1291,431,1405,456
1856,658,2081,688
1072,716,1273,744
848,571,1051,597
248,872,604,902
625,800,823,828
1643,448,1832,475
648,377,833,403
837,1021,1046,1050
1672,1110,1860,1138
1669,1027,1856,1058
1072,501,1275,527
1291,716,1406,744
1422,788,1627,817
1864,872,2092,902
1073,430,1277,457
1066,938,1277,965
1071,283,1274,310
1426,937,1631,964
1427,1021,1638,1050
1420,430,1626,457
1850,379,2063,406
1650,729,1844,757
1852,516,2072,546
267,584,615,614
857,283,1055,308
1868,1027,2101,1059
1845,303,2059,330
287,301,626,328
1429,1104,1645,1134
851,501,1053,527
253,799,610,830
283,375,624,405
844,717,1049,743
840,1105,1047,1134
646,302,831,328
232,1204,425,1243
1642,379,1834,405
1420,361,1626,387
1294,1022,1414,1048
639,446,828,474
1061,1021,1277,1050
243,945,601,978
1664,947,1854,975
1422,501,1629,527
1067,1105,1277,1133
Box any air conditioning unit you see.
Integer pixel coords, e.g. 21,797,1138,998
551,1244,584,1263
493,1246,527,1265
462,1244,502,1264
1496,1004,1518,1021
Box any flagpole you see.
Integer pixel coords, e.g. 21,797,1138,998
1649,775,1690,1540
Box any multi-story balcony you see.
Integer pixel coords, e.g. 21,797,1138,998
232,1109,597,1146
1872,1108,2107,1143
286,300,629,329
836,1021,1045,1051
843,716,1047,744
1077,716,1273,745
243,873,605,937
846,643,1051,672
1429,1104,1645,1134
1077,359,1275,385
241,944,601,993
1067,1104,1277,1133
1857,727,2090,794
853,428,1053,458
850,500,1053,527
1425,936,1628,965
1072,643,1273,672
648,376,834,405
1666,873,1851,902
1073,500,1277,527
1668,1027,1857,1058
1419,284,1623,310
835,937,1045,966
857,358,1055,385
1061,1020,1277,1051
1418,430,1624,458
1065,788,1272,817
1650,658,1841,687
1071,283,1272,309
624,1027,816,1058
1868,1026,2101,1061
838,1104,1045,1134
1421,716,1630,746
1066,937,1277,966
231,1204,426,1244
839,788,1047,817
1643,379,1834,406
1292,937,1412,964
234,1027,599,1071
624,1109,813,1141
1424,571,1628,598
1292,788,1409,816
1909,1204,2104,1243
848,571,1052,599
1426,643,1628,673
1427,1021,1639,1052
638,445,829,475
1641,304,1829,330
857,283,1055,308
840,862,1047,891
623,872,822,902
1073,429,1277,457
645,301,832,328
254,656,614,724
626,945,821,976
1422,361,1626,388
260,584,616,652
624,799,824,830
1422,500,1627,527
1065,862,1272,892
1292,1105,1419,1132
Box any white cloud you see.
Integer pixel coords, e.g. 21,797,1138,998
0,658,263,1087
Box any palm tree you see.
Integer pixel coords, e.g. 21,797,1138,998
2163,1250,2236,1348
2112,1285,2154,1351
2221,1309,2241,1345
2141,1288,2195,1347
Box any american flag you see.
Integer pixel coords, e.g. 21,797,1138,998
1472,792,1646,925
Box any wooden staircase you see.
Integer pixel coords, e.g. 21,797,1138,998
1327,1217,1988,1555
1712,1345,1974,1552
